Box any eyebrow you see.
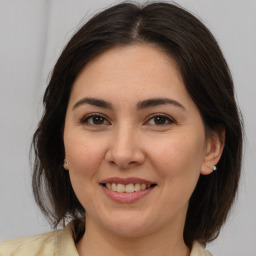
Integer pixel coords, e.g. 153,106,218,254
72,97,185,111
73,97,113,110
137,98,185,110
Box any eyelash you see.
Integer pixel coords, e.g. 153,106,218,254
80,113,176,127
80,113,110,126
145,113,176,126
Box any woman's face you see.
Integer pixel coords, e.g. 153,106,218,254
64,44,219,238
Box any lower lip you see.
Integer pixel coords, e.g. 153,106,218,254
101,185,155,204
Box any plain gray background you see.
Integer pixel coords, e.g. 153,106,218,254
0,0,255,255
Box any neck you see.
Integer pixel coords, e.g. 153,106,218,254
76,216,190,256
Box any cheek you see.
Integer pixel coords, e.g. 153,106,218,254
64,134,107,210
148,133,205,181
147,134,205,212
64,132,106,178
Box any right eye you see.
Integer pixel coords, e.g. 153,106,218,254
80,114,110,126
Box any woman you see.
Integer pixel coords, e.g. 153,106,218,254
0,2,242,256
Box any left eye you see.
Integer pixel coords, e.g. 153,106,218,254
80,114,110,126
146,114,175,126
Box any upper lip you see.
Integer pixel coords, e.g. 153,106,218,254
99,177,156,186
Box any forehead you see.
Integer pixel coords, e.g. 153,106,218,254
69,44,193,108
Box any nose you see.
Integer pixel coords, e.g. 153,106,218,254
105,125,145,169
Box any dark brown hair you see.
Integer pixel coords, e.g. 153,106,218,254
32,2,243,247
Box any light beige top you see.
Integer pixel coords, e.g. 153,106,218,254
0,222,212,256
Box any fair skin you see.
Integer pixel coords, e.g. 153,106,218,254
63,44,224,256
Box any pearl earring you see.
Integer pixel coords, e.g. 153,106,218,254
64,160,68,165
211,165,217,171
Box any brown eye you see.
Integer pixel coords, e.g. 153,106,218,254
81,114,110,126
92,116,105,125
146,114,175,126
154,116,168,125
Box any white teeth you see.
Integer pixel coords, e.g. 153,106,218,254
125,184,134,193
134,183,141,191
105,183,151,193
141,184,146,190
117,184,125,193
112,183,117,192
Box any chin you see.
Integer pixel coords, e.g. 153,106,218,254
107,224,151,238
98,212,156,238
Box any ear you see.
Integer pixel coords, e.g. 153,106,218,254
63,157,69,170
201,126,225,175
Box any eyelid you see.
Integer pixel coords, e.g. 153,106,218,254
80,113,111,125
144,113,176,126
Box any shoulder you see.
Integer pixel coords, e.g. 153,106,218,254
190,241,213,256
0,223,79,256
0,229,57,256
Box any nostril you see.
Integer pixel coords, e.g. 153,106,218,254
128,161,138,165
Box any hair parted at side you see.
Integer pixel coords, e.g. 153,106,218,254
32,1,243,247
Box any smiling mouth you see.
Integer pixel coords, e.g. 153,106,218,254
100,183,156,193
